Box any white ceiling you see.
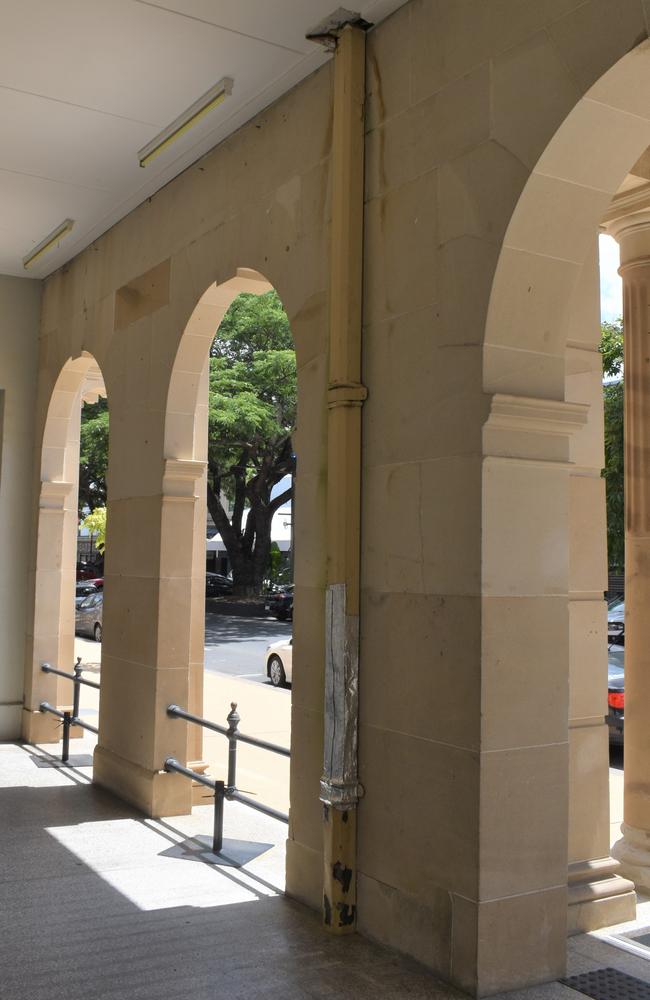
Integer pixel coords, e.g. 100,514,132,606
0,0,406,280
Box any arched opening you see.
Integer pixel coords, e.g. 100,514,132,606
24,352,108,746
163,266,322,873
482,38,650,939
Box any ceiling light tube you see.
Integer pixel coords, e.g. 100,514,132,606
23,219,75,269
138,76,234,168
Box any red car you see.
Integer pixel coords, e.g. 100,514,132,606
76,560,104,581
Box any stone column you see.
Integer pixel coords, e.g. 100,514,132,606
92,445,198,818
23,479,77,742
23,371,88,743
564,238,635,930
164,457,211,805
607,210,650,886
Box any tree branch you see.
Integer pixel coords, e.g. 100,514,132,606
207,481,240,555
269,485,293,515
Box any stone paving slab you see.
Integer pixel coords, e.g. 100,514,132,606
0,740,461,1000
5,739,650,1000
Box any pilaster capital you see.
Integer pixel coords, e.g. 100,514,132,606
601,187,650,270
162,458,205,499
39,480,74,511
617,254,650,278
483,393,589,464
601,183,650,241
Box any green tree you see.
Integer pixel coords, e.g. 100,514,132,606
75,293,296,595
81,506,107,553
79,398,109,514
600,320,624,573
207,290,296,596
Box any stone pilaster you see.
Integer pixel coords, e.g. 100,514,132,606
563,236,635,931
481,386,632,971
163,457,210,802
23,479,77,743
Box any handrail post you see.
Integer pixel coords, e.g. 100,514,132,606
61,711,71,764
212,780,225,854
72,657,83,720
226,702,240,793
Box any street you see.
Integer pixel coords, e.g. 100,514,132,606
204,611,292,683
74,609,292,813
74,609,625,837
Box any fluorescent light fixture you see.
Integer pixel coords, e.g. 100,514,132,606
23,218,75,269
138,76,234,168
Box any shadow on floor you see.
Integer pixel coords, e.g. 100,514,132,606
204,614,292,645
0,744,453,1000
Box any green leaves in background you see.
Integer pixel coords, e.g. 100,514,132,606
600,320,624,574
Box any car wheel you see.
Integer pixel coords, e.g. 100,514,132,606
268,654,286,687
94,623,102,642
276,609,288,621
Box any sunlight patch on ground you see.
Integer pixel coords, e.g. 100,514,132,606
45,807,283,911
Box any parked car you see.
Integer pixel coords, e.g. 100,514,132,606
206,572,233,597
608,597,625,645
265,638,292,687
76,560,104,581
75,580,100,608
265,585,293,621
75,590,103,642
608,647,624,745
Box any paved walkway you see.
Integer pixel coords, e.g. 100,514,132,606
1,737,461,1000
34,651,650,999
7,742,650,1000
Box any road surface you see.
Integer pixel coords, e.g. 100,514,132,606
204,611,292,684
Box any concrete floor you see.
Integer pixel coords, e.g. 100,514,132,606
6,743,650,1000
1,737,461,1000
47,647,650,999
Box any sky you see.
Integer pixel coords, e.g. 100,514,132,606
599,233,622,323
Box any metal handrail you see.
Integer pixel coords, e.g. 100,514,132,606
166,700,290,855
167,704,290,757
39,658,99,763
39,702,99,736
42,662,100,690
228,790,289,825
37,661,290,854
164,757,225,853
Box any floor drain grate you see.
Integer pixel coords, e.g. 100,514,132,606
561,968,650,1000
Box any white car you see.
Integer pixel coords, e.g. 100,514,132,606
266,638,292,687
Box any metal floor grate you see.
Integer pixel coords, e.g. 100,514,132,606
561,968,650,1000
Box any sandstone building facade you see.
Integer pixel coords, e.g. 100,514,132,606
3,1,650,994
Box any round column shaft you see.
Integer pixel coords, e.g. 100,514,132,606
610,214,650,885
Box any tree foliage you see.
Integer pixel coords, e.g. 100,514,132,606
207,290,296,595
79,398,108,514
600,320,624,573
75,292,296,595
81,506,107,553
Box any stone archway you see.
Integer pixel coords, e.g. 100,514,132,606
482,39,650,940
162,268,276,776
159,265,327,874
23,353,107,743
